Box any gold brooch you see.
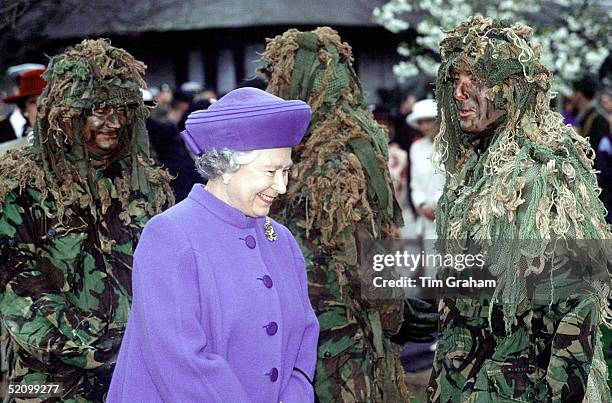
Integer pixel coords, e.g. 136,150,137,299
264,217,277,242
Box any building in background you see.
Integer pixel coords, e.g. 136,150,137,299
9,0,409,103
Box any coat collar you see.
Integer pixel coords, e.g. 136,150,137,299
187,184,262,229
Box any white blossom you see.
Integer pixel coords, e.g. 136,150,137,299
393,61,420,82
397,44,411,57
374,0,610,88
416,56,441,76
585,48,609,68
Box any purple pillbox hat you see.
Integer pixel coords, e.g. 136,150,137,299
180,87,311,154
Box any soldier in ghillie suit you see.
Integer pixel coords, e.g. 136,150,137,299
262,27,437,402
429,16,611,402
0,39,174,402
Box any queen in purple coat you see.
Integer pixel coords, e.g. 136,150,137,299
107,87,319,403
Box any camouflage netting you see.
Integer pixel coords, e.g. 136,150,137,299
434,16,611,401
264,27,400,246
264,27,409,401
0,39,174,222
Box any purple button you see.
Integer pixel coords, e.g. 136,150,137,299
261,275,273,288
245,235,256,249
266,367,279,382
264,321,278,336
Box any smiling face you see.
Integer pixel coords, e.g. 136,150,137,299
451,66,505,133
83,105,129,158
221,147,293,217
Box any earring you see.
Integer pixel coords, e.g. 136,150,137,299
222,175,230,185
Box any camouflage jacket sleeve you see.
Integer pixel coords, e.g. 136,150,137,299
0,190,117,370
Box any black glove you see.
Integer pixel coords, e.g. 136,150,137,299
390,297,439,344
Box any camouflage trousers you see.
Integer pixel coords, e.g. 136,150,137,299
428,296,611,403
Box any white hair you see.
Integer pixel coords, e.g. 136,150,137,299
194,148,260,180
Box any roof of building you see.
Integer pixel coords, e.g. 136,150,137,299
44,0,388,38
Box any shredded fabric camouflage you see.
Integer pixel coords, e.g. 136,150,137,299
429,16,611,403
0,39,174,402
263,27,411,402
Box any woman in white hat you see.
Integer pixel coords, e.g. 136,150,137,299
407,99,445,241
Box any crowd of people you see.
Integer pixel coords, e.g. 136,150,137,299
3,66,609,231
0,16,610,403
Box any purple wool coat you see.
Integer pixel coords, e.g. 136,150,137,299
107,185,319,402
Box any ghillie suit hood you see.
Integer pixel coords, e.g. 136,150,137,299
0,39,173,222
264,27,402,245
435,16,611,400
264,27,409,401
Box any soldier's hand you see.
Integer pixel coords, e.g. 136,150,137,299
390,297,438,344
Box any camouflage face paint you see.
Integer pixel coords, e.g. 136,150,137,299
451,67,505,133
83,106,128,157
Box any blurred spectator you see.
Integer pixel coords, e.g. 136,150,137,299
237,77,267,91
572,75,610,151
600,88,612,126
394,94,419,152
372,104,394,137
561,96,577,127
0,68,46,144
199,87,218,102
6,63,45,80
157,83,173,104
374,105,408,209
167,90,192,125
181,81,203,99
148,86,160,98
2,64,44,114
5,63,46,98
408,99,444,240
143,89,201,201
178,99,212,132
597,88,612,224
394,94,421,216
598,131,612,224
151,83,173,120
